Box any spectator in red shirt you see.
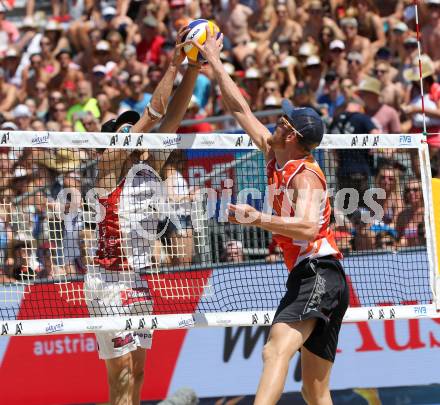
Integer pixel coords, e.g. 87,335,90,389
136,15,164,65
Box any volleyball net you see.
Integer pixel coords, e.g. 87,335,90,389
0,130,438,336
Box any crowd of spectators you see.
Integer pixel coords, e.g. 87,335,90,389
0,0,439,282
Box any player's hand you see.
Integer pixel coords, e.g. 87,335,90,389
227,203,261,226
171,26,191,67
187,25,223,64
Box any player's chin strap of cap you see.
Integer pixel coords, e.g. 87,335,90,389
146,103,164,120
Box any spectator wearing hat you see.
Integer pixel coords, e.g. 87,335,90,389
119,44,147,77
243,67,262,110
257,79,282,111
389,21,409,65
3,48,21,87
49,49,84,91
402,56,440,148
67,80,100,132
328,39,348,78
317,70,345,117
0,67,17,112
304,55,324,96
357,76,401,134
167,0,191,40
341,17,372,67
135,15,165,65
346,51,367,85
422,0,440,61
12,104,32,130
44,20,69,56
302,0,344,44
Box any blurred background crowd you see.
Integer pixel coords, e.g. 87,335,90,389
0,0,439,282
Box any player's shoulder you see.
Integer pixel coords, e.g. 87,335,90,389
290,164,324,189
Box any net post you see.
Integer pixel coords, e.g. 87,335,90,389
418,142,440,310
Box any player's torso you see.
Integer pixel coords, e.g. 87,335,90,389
94,164,161,274
266,156,342,271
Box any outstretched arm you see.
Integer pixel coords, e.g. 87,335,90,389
192,28,272,158
147,63,201,173
96,28,190,189
131,27,190,133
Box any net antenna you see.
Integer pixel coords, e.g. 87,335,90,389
413,0,427,135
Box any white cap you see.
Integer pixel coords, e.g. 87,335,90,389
244,67,261,79
305,55,321,67
1,122,18,130
5,48,18,58
280,56,297,68
13,104,32,118
96,40,110,51
22,16,37,28
92,64,107,75
393,21,408,32
329,39,345,50
264,95,281,107
102,6,117,16
427,0,440,4
45,20,62,31
298,42,315,57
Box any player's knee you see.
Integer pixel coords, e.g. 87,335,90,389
133,367,145,386
301,381,331,405
261,341,289,364
106,357,134,394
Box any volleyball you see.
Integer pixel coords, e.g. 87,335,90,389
183,19,221,62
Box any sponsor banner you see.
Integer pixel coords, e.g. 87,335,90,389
0,249,437,404
0,131,424,149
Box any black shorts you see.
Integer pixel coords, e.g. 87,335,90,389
273,255,349,363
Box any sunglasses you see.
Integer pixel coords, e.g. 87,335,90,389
406,187,420,192
118,124,132,133
374,69,388,75
264,86,277,92
54,107,66,112
277,116,303,138
379,175,396,181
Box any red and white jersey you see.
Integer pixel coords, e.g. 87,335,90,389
266,155,342,271
94,166,160,274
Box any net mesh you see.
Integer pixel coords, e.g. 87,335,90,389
0,131,433,322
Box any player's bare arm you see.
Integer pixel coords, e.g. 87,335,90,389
96,27,190,189
191,27,273,159
228,170,324,241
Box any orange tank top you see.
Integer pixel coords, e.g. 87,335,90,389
266,155,342,271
